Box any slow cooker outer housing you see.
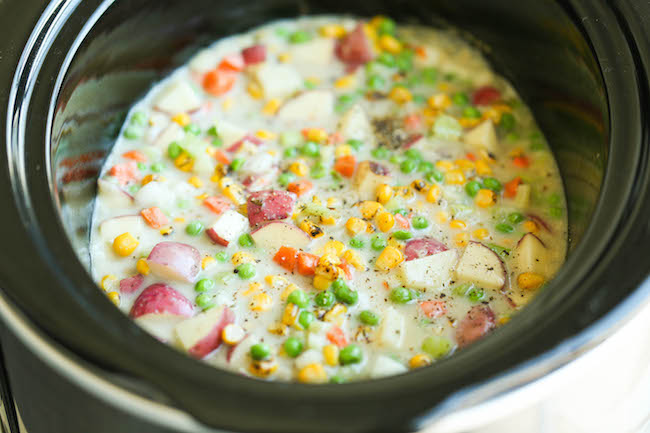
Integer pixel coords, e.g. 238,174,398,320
1,1,650,432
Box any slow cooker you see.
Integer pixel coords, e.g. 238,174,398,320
1,1,649,432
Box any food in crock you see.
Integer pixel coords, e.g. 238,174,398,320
90,16,567,382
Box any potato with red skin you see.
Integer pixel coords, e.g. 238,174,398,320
353,160,391,200
129,284,194,319
404,237,448,261
472,85,501,106
206,210,249,247
456,305,496,347
175,306,236,359
146,242,201,283
335,23,373,69
242,45,266,65
246,190,297,228
251,221,311,251
119,274,144,294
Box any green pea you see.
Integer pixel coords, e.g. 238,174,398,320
452,92,469,106
367,74,386,90
123,126,143,139
426,169,444,183
310,162,328,179
304,79,317,90
333,281,358,305
330,376,346,384
287,289,309,308
433,115,462,140
453,283,472,297
463,106,482,119
365,60,381,75
236,263,256,280
548,193,562,206
394,209,408,217
349,237,365,249
195,278,214,293
347,139,363,151
393,230,413,240
339,344,363,365
250,343,271,361
371,235,387,251
230,158,245,172
289,30,312,44
378,17,396,35
130,111,147,126
468,287,485,302
404,148,422,161
150,162,164,173
377,52,396,67
390,286,413,304
465,180,482,197
389,155,402,165
412,216,429,230
215,251,228,262
483,177,502,192
422,336,452,359
421,67,438,85
207,126,219,137
549,207,563,218
238,233,254,247
195,293,215,310
418,161,434,173
185,221,204,236
507,212,524,224
211,137,223,147
314,291,335,308
487,243,511,259
495,223,514,233
275,27,289,37
336,93,358,113
167,141,182,159
127,184,140,195
137,162,147,171
283,147,298,158
284,337,303,358
184,124,201,136
396,50,414,72
280,131,303,147
278,172,296,187
413,94,427,105
372,147,389,160
500,113,516,131
400,158,418,174
301,141,320,157
298,310,315,329
331,278,347,291
359,310,380,326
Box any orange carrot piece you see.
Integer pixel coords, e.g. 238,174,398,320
504,177,522,198
419,301,447,319
273,247,298,272
214,150,231,165
109,161,139,185
339,262,353,280
395,213,410,229
141,207,169,229
203,196,232,214
415,46,427,58
326,326,348,348
203,67,238,96
218,54,245,72
122,150,147,162
287,180,313,197
465,152,477,162
296,252,319,276
513,156,530,168
333,155,356,178
403,113,422,130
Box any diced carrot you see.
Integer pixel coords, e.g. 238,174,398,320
203,196,232,214
296,252,319,276
218,54,245,72
140,207,169,229
513,156,530,168
122,150,147,162
109,161,139,185
419,301,447,319
287,180,313,197
203,67,238,96
415,46,427,58
395,213,410,229
327,131,343,145
273,247,298,272
504,176,522,198
326,326,348,348
339,261,353,280
382,281,390,290
403,113,422,131
465,152,477,162
333,155,356,178
214,150,231,165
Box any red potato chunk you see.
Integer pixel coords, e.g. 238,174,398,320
242,45,267,65
404,237,448,261
472,86,501,106
455,306,496,347
246,190,297,228
146,242,201,283
175,305,236,359
119,274,144,294
129,283,194,319
335,23,373,68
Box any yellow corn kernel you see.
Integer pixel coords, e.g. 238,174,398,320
455,159,475,172
449,219,467,230
376,246,404,271
313,275,332,291
223,184,246,205
262,99,281,115
113,233,138,257
323,303,347,323
393,185,415,201
250,292,273,312
334,75,355,89
311,196,322,205
323,345,339,366
195,193,208,201
517,272,545,290
289,160,308,177
475,160,492,176
454,232,469,247
411,179,428,193
188,176,203,189
409,354,432,369
299,220,325,238
173,217,185,223
319,24,346,38
201,256,215,270
247,81,263,99
100,275,118,292
438,82,450,92
222,323,246,345
389,86,413,105
250,359,278,377
281,283,299,300
171,113,190,127
523,220,538,233
282,303,299,325
141,174,155,186
458,117,481,128
305,128,328,143
335,144,352,157
266,275,289,290
475,189,496,208
509,147,525,158
379,34,402,53
436,211,449,224
321,216,337,225
278,52,291,63
346,217,367,236
473,228,489,240
387,237,404,250
327,197,341,208
255,129,276,140
107,291,120,306
376,211,395,232
316,254,341,280
359,201,383,220
243,282,262,296
159,226,174,236
222,98,233,112
174,153,194,172
231,251,254,266
435,160,455,172
498,315,511,326
297,363,328,384
319,240,345,257
427,184,442,203
428,93,452,110
445,169,466,185
375,184,393,204
268,322,288,336
135,259,150,276
342,249,365,270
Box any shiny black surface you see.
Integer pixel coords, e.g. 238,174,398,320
1,1,649,432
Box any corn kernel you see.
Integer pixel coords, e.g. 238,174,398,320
262,99,281,115
188,176,203,189
250,359,278,377
411,179,427,193
449,220,467,230
428,93,452,110
223,184,246,205
159,226,174,236
498,315,511,326
323,303,347,322
327,197,341,208
455,159,475,172
250,292,273,311
335,144,352,157
459,117,481,128
379,34,402,54
107,291,120,306
342,249,365,270
475,160,492,176
523,220,538,233
438,82,450,92
316,254,341,280
171,113,190,127
201,256,215,270
436,211,449,224
297,363,328,384
305,128,328,143
289,160,308,177
389,86,413,105
475,189,496,208
173,217,185,223
319,24,346,38
435,160,455,172
247,81,263,99
517,272,545,290
222,98,233,111
232,251,255,266
359,201,383,220
445,169,466,185
281,283,299,300
321,216,337,225
313,275,332,291
427,184,442,203
387,237,405,250
299,220,325,238
266,275,289,290
323,345,339,366
100,275,118,292
334,75,355,89
282,303,299,325
268,322,289,336
346,217,367,236
376,246,404,271
255,129,276,140
113,233,138,257
222,323,246,345
409,354,432,369
376,211,395,232
454,232,469,247
318,240,346,257
195,193,208,201
174,153,194,172
473,228,489,240
136,259,150,275
243,282,262,296
278,52,291,63
376,184,393,204
393,185,415,200
141,174,155,186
